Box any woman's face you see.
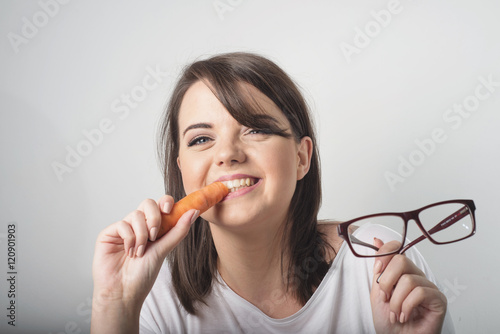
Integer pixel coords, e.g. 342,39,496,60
176,80,312,230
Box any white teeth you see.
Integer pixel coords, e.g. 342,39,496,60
223,178,256,191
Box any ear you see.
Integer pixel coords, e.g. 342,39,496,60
177,157,181,170
296,136,313,181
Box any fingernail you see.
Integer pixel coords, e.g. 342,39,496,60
136,245,144,257
399,312,405,323
390,311,396,324
374,260,382,275
190,210,200,225
128,247,134,258
163,202,172,214
150,227,158,241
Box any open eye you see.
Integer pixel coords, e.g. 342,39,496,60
187,136,212,147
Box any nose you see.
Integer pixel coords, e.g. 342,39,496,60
214,137,246,167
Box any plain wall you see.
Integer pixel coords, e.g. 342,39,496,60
1,0,498,333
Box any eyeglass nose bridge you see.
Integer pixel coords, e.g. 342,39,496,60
399,210,430,254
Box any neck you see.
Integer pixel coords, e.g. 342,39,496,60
212,221,285,285
210,222,302,318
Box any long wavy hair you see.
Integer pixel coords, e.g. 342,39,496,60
157,52,332,314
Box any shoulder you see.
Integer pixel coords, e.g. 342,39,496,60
317,220,344,261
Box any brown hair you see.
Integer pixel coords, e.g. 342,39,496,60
157,52,332,314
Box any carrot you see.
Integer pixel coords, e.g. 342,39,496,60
156,182,229,239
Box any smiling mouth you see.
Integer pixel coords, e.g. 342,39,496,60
221,178,258,193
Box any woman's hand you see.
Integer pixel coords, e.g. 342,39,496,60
91,196,199,334
370,239,447,334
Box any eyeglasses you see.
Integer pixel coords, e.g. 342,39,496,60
336,199,476,257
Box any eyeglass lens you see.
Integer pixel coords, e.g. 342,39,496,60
418,203,474,243
347,203,474,256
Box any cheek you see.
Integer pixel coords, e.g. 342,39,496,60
178,154,209,193
264,145,298,181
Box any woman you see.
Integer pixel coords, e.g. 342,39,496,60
91,52,452,333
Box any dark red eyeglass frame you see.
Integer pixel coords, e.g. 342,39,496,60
336,199,476,258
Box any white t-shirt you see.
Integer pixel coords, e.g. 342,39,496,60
140,225,455,333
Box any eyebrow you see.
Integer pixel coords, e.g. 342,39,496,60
182,123,213,137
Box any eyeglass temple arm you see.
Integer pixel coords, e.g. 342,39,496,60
348,235,380,252
337,224,381,252
400,205,470,254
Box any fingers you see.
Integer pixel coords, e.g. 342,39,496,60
157,195,175,216
374,240,402,272
120,196,174,258
114,195,197,259
137,197,171,241
388,274,441,323
376,254,425,294
373,237,384,249
374,253,426,302
113,220,136,257
123,209,150,258
153,208,199,256
370,238,447,328
399,286,447,324
373,239,402,284
373,253,446,325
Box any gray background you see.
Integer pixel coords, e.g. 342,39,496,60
1,0,498,333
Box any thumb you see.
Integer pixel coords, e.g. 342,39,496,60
373,237,385,275
373,239,402,285
371,237,389,303
152,209,199,258
373,237,384,250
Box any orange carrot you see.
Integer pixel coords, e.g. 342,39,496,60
156,182,229,239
